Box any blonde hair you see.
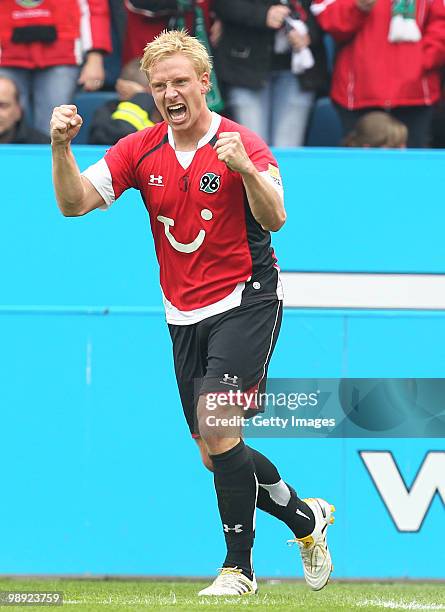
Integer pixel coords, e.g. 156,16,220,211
342,112,408,148
141,30,212,81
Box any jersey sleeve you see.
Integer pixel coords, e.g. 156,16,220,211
81,135,137,208
243,133,284,197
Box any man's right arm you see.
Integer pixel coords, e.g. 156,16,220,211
51,104,106,216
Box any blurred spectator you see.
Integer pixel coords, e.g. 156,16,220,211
0,0,111,136
0,76,49,144
123,1,223,111
214,0,329,147
109,0,127,51
123,0,224,112
342,111,408,147
123,1,212,65
431,87,445,148
313,0,445,147
88,58,161,144
105,0,128,86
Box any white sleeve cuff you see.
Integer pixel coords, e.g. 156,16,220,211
259,170,284,199
81,158,115,210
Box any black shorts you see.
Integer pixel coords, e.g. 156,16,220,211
168,299,283,437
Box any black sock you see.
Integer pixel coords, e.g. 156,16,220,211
248,446,315,538
210,440,257,580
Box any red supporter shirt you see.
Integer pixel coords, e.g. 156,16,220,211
0,0,111,69
123,0,212,65
82,113,284,325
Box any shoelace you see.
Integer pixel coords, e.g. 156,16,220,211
287,539,312,559
219,567,243,575
214,567,248,589
287,538,311,548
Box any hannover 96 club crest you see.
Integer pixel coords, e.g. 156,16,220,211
199,172,221,194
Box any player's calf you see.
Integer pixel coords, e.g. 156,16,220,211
196,396,258,584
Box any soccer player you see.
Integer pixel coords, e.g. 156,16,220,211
50,30,334,596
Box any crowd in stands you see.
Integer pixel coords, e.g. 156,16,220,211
1,0,445,148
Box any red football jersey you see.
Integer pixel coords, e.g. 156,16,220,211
82,113,284,324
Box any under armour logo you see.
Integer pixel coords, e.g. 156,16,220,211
223,524,243,533
149,174,164,186
220,374,239,387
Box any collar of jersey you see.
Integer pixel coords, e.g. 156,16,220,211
167,111,221,151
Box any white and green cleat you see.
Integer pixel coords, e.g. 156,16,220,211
198,567,258,596
288,497,335,591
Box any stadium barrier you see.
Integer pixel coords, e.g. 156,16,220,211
1,145,444,578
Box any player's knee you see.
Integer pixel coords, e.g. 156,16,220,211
196,420,227,453
195,421,220,453
199,432,241,456
201,451,214,472
194,437,214,472
197,394,242,453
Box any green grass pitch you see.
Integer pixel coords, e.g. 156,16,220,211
0,579,444,611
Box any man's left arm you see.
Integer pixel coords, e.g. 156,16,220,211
84,0,112,54
78,0,112,91
215,132,286,232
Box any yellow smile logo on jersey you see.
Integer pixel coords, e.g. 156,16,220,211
199,172,221,194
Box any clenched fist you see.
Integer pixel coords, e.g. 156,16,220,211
50,105,83,146
266,4,291,29
214,132,254,174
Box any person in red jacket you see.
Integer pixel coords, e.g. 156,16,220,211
312,0,445,146
123,0,212,65
0,0,111,136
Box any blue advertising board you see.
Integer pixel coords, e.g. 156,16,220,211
0,146,444,577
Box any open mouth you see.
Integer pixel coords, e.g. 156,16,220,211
167,103,187,122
